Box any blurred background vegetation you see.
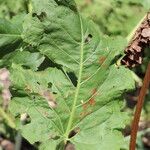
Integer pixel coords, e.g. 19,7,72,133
0,0,150,149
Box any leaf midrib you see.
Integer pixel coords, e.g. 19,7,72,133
64,14,84,140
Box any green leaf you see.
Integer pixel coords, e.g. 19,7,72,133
0,15,24,57
9,97,56,144
0,50,45,71
31,0,77,14
76,0,147,36
9,65,134,149
9,0,135,149
39,139,62,150
9,64,74,144
10,64,73,95
0,17,22,47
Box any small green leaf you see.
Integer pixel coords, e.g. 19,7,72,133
0,18,22,47
0,50,45,71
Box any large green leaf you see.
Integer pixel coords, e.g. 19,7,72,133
8,0,135,149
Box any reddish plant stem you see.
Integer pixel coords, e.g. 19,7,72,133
130,62,150,150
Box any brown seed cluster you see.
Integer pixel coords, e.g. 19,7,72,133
121,12,150,67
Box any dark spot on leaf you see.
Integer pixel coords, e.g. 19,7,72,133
82,88,97,110
84,34,93,43
81,102,93,118
92,88,97,95
88,98,96,106
37,82,40,85
22,65,30,69
32,95,36,99
99,56,106,64
32,12,47,22
82,102,88,110
15,113,20,118
32,13,37,17
48,82,52,88
52,92,57,95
